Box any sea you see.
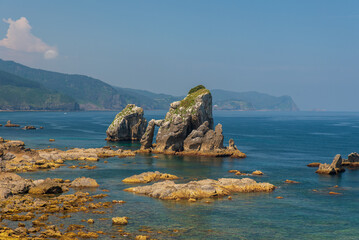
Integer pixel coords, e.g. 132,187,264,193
0,110,359,240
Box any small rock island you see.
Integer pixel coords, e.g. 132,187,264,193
107,85,246,158
106,104,147,141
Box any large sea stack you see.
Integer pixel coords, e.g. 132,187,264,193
140,85,245,158
106,104,147,141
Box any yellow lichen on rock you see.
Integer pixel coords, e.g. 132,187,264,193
122,171,178,184
112,217,128,225
125,178,275,200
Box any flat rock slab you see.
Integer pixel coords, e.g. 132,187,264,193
124,178,275,200
122,171,179,184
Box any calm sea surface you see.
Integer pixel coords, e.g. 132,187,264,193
0,111,359,239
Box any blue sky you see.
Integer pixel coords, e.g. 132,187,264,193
0,1,358,111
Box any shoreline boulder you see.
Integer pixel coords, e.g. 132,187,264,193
106,104,147,141
342,152,359,166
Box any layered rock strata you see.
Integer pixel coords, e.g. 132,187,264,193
106,104,147,141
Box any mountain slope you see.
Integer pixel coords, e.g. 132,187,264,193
0,59,299,111
116,87,181,110
0,70,79,111
211,89,299,111
0,59,126,110
0,59,181,110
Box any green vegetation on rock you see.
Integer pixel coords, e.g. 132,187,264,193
108,104,137,131
166,86,211,121
188,85,206,95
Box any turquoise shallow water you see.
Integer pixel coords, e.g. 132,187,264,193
1,111,359,239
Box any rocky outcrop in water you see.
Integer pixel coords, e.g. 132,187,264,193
124,178,275,200
140,85,246,158
316,154,345,175
183,121,224,151
0,173,34,199
106,104,147,141
5,120,20,127
342,152,359,166
122,171,178,184
154,85,213,152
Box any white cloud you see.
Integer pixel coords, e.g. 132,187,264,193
0,17,58,59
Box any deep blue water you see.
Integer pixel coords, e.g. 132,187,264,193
0,111,359,239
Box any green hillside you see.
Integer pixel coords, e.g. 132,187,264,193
211,89,299,111
0,59,299,111
116,87,181,110
0,59,180,110
0,59,126,110
0,70,79,111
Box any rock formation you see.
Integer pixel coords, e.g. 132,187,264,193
71,177,99,188
183,121,224,151
4,120,20,127
140,119,163,149
154,85,213,152
342,152,359,166
122,171,178,184
124,178,275,200
106,104,147,141
140,85,246,158
316,154,345,175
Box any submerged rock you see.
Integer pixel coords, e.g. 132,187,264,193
106,104,147,141
307,162,321,167
316,154,345,175
122,171,179,183
124,178,275,200
23,125,36,130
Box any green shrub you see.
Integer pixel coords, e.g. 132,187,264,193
188,85,206,95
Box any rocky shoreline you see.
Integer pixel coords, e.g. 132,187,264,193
0,135,275,239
